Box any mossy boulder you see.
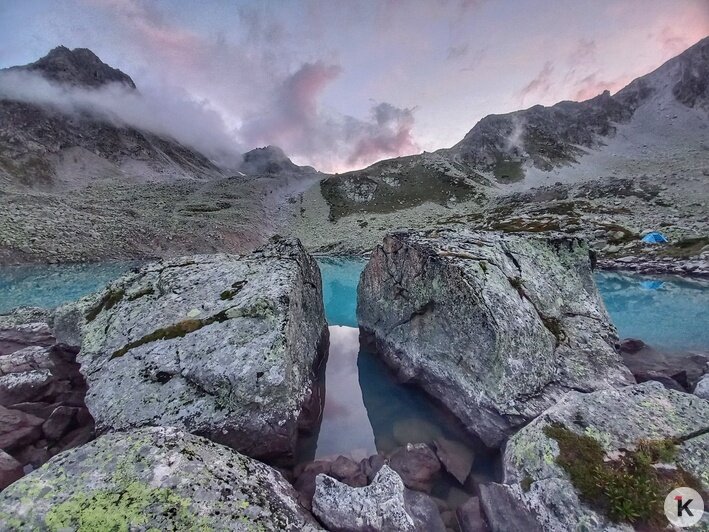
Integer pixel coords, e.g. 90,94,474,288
503,382,709,531
0,426,323,531
357,228,633,447
54,237,327,461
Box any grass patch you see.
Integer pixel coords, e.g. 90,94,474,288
660,236,709,258
220,280,247,300
111,311,229,359
493,157,524,183
544,424,704,527
85,288,126,322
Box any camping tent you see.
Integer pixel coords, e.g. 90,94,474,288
641,231,668,244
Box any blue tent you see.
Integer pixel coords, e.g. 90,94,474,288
640,280,665,290
641,231,668,244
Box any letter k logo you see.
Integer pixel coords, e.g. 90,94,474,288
675,496,694,517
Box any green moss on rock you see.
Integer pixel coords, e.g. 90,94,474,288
544,424,703,527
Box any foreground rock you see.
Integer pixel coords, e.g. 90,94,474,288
0,308,93,486
695,374,709,400
358,229,633,447
504,382,709,531
57,237,327,461
0,426,322,531
312,465,444,531
479,483,541,532
618,337,708,392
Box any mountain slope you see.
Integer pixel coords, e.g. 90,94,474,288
320,36,709,220
0,46,224,190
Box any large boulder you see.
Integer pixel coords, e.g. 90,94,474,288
0,426,323,530
312,464,445,531
62,237,327,460
357,229,633,447
503,382,709,531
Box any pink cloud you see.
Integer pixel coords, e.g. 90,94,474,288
518,61,554,105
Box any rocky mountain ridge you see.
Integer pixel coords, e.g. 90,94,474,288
319,36,709,219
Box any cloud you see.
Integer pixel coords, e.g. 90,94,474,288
346,103,419,168
567,39,597,65
572,72,628,101
518,61,554,105
447,43,469,61
239,63,419,172
73,0,421,172
0,69,242,167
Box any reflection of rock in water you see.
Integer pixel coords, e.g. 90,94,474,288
302,326,376,461
393,418,442,448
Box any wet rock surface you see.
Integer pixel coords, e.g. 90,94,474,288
388,443,441,493
618,337,708,392
63,237,327,461
312,464,445,532
503,382,709,531
0,426,323,531
0,307,93,489
358,229,633,447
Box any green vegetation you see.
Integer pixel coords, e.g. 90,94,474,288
86,288,126,322
321,159,480,221
111,311,229,359
220,280,247,300
493,157,524,183
544,424,704,527
661,236,709,258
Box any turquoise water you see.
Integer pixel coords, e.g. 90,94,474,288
596,272,709,352
1,257,707,494
0,262,138,314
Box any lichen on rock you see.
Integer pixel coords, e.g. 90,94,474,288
54,237,328,461
0,426,323,531
357,228,633,447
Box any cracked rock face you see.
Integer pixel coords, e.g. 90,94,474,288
61,237,327,460
503,382,709,531
0,426,323,531
357,229,633,447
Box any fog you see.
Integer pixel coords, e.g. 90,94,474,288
0,70,244,169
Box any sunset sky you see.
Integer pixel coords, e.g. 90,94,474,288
1,0,707,172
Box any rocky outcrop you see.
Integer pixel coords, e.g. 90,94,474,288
0,309,93,487
64,237,327,461
239,145,318,176
618,338,708,392
312,464,445,531
0,426,322,531
695,374,709,400
503,382,709,531
358,229,633,447
388,443,441,492
478,483,542,532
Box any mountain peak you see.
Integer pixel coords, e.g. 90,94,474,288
239,145,316,176
11,46,136,89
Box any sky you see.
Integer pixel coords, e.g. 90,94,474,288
0,0,707,173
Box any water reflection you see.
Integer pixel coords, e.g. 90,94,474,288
596,272,709,352
311,325,376,461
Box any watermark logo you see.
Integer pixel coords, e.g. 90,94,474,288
664,487,704,528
